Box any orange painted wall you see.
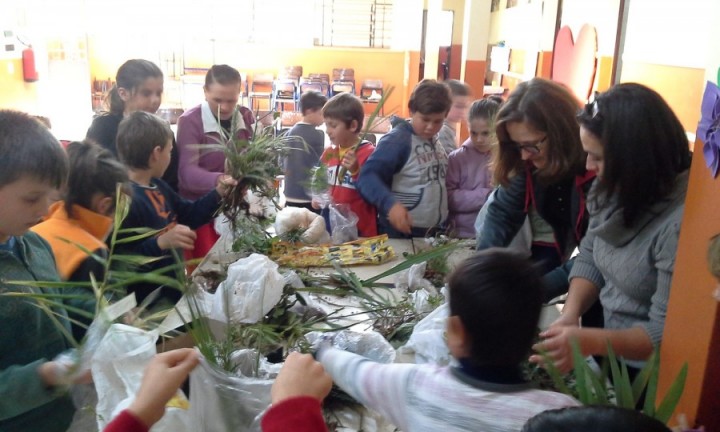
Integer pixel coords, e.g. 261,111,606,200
659,138,720,429
0,59,41,112
620,61,704,133
88,44,412,118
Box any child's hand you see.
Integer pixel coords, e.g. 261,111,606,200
157,224,196,250
271,352,332,404
388,203,412,234
311,199,321,210
215,174,237,197
341,150,359,175
128,349,200,428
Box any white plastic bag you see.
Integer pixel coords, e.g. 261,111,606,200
92,324,190,431
394,262,438,296
189,351,277,432
329,203,359,244
274,206,330,244
399,303,451,365
213,253,285,324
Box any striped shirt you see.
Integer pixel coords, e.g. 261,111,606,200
318,348,580,431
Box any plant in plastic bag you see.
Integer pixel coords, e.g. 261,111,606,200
329,203,359,244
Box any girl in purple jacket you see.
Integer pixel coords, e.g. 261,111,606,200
446,97,502,238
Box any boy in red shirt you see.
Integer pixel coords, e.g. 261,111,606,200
315,93,377,237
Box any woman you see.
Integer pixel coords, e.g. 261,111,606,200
476,78,595,301
531,83,691,374
175,65,254,258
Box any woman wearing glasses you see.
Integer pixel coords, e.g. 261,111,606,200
531,83,690,375
476,78,596,304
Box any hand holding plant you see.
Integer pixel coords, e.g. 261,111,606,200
530,325,584,374
157,224,196,250
215,174,238,197
341,149,359,175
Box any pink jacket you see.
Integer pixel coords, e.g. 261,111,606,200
446,140,493,238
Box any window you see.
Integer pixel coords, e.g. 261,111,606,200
316,0,393,48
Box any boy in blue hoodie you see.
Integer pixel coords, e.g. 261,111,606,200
357,80,451,237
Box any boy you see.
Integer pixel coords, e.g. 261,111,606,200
0,110,91,431
317,93,377,237
283,91,328,212
115,111,232,306
357,79,450,238
438,79,472,155
317,249,579,431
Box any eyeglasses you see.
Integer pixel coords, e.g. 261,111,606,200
513,137,546,155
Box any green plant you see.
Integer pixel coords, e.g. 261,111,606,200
541,340,688,424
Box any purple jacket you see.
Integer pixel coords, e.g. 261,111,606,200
446,140,493,238
176,102,255,199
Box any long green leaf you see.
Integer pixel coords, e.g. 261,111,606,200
643,347,661,417
4,280,93,289
361,240,466,285
655,363,688,423
538,349,572,395
571,339,591,403
113,228,164,244
607,342,634,408
632,350,656,407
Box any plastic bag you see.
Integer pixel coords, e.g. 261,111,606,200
213,253,285,324
306,330,396,364
394,262,438,296
274,206,331,244
329,203,359,244
189,350,278,432
475,188,532,257
92,324,190,431
399,303,451,365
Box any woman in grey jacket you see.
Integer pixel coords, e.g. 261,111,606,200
532,83,692,374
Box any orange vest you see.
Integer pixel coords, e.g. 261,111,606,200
31,201,112,280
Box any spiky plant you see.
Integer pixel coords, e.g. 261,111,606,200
203,109,296,232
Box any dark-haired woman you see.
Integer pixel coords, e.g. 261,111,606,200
532,83,691,374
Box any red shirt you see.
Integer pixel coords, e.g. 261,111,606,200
321,141,378,237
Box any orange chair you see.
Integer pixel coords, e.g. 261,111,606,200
331,68,355,96
273,66,303,111
359,79,384,115
249,72,274,111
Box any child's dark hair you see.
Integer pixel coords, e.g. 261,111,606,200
408,79,452,115
116,111,173,170
64,141,129,218
300,91,328,115
522,406,671,432
107,59,163,115
468,98,501,123
448,248,543,367
205,64,241,88
577,83,691,227
445,79,471,97
323,93,364,133
0,110,68,189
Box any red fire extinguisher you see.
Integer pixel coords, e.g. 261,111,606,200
22,46,39,82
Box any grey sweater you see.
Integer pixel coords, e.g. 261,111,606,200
283,122,325,202
569,171,688,368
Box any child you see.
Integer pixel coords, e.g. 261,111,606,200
0,110,92,431
283,91,328,212
357,79,451,238
438,79,472,155
176,64,255,259
317,92,377,237
32,140,129,340
317,249,579,432
87,59,179,191
115,111,233,306
446,98,501,238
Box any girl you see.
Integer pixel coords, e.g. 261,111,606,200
532,83,691,375
86,59,178,191
446,97,501,238
175,65,254,258
32,140,129,339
